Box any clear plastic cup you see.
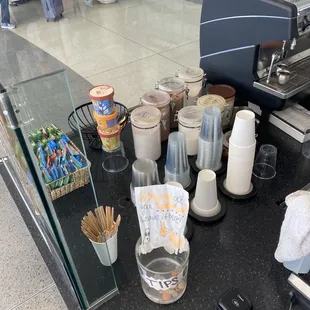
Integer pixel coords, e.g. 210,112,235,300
165,132,191,188
252,144,277,179
230,110,256,147
102,141,129,173
191,169,221,217
135,237,190,304
130,158,160,204
196,107,223,171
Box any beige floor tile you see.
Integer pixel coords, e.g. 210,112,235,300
87,54,185,108
0,175,53,310
18,16,154,76
79,0,201,53
160,40,200,67
12,284,67,310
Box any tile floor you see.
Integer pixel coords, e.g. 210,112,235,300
0,174,67,310
11,0,201,109
0,0,201,309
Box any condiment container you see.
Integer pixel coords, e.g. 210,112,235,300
135,237,189,304
176,67,205,106
197,95,225,114
140,90,171,141
88,85,115,116
97,124,121,152
131,106,162,161
197,94,226,128
93,107,118,130
207,85,236,129
177,106,203,156
157,77,187,129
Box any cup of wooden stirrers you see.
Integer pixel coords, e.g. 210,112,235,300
81,206,121,266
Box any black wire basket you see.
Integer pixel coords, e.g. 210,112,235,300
68,102,129,150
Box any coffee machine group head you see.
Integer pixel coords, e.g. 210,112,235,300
200,0,310,111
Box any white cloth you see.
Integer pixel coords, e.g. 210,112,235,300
275,190,310,263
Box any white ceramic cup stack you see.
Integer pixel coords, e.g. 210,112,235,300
191,169,221,217
225,110,256,195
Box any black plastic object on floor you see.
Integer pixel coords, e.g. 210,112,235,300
68,102,128,150
218,288,253,310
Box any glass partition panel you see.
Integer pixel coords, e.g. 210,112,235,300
1,69,118,309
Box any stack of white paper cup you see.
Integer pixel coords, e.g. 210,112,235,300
191,169,221,217
225,110,256,195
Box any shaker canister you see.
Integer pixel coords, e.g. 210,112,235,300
140,90,171,141
176,67,205,106
207,85,236,129
131,106,162,161
178,106,203,156
157,77,187,129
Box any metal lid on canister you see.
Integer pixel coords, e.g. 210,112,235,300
177,67,204,83
131,106,161,129
158,77,185,93
141,90,171,108
208,84,236,99
88,85,114,101
197,95,226,112
178,106,203,127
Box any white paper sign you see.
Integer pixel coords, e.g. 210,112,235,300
135,184,189,255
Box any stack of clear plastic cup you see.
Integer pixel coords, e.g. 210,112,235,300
225,110,256,195
165,132,191,188
130,158,160,205
196,107,223,171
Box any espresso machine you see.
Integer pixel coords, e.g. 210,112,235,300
200,0,310,141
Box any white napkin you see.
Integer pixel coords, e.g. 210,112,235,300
275,190,310,263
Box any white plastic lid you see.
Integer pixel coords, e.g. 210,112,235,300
131,106,161,129
178,106,203,127
158,77,185,93
177,67,204,83
197,95,226,112
141,90,171,108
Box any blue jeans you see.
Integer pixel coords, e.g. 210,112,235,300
0,0,10,24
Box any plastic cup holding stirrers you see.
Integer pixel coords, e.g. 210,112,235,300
81,206,121,266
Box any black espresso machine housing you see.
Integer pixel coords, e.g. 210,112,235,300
200,0,310,111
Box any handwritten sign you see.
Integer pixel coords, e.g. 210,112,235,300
135,184,189,254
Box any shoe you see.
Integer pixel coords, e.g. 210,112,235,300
1,23,16,29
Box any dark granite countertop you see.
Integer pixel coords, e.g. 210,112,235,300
56,120,310,310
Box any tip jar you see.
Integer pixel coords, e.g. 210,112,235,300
135,237,190,304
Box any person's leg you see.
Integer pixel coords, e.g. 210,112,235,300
0,0,10,24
